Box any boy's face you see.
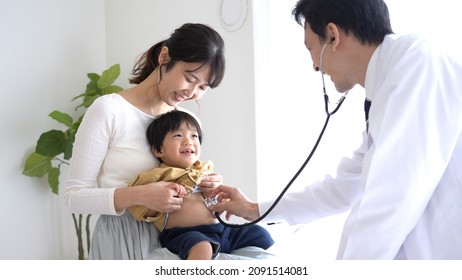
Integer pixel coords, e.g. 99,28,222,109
153,121,201,169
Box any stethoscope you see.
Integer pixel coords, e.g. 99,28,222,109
213,41,349,228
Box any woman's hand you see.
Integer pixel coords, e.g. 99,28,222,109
142,182,188,219
207,185,260,221
143,182,187,212
174,184,188,198
198,172,223,196
115,181,185,214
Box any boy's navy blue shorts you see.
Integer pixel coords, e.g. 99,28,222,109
159,223,274,259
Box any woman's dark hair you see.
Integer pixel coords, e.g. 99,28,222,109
292,0,393,45
129,23,225,88
146,110,203,161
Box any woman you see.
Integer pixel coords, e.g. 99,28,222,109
65,23,226,259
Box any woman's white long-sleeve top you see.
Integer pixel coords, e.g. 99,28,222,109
260,34,462,259
64,94,157,215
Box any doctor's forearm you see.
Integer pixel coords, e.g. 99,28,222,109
245,202,260,221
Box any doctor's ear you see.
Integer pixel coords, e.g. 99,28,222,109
326,23,340,45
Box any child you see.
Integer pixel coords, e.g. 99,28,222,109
128,110,274,260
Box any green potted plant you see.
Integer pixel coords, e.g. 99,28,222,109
22,64,123,260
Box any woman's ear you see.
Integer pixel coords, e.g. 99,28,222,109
158,46,171,65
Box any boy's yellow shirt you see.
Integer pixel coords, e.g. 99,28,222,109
127,160,213,231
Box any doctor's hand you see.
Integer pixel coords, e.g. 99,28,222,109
207,185,260,222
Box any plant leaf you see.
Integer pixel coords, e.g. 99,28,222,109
87,73,100,81
23,152,52,177
48,167,60,195
102,85,123,95
36,130,65,157
63,135,74,160
71,92,89,102
97,64,120,89
72,81,99,103
85,80,100,94
49,110,73,128
82,95,99,108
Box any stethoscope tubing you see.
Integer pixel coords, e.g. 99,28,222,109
216,41,347,227
215,93,346,228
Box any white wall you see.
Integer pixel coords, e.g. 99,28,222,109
0,0,106,259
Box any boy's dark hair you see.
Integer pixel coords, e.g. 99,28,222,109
147,110,203,160
129,23,225,88
292,0,393,45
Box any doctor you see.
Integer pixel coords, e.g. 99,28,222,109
209,0,462,259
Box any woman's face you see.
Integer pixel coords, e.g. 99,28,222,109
158,61,212,107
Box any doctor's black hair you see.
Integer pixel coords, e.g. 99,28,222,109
129,23,225,88
292,0,394,45
146,110,203,162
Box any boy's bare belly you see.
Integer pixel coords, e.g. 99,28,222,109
165,192,218,229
